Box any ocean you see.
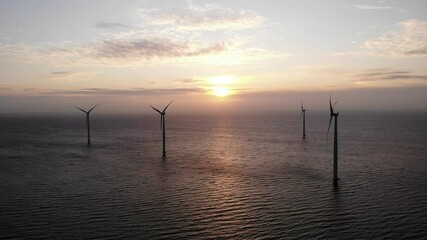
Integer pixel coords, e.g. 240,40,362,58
1,112,427,239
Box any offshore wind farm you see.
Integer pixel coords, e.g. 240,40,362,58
1,0,427,239
1,111,427,239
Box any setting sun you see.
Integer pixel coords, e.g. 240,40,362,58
211,86,230,97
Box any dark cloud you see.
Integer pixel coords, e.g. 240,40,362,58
92,39,228,59
95,21,128,29
2,86,427,113
404,46,427,56
360,71,410,77
50,71,74,75
187,42,227,56
43,87,204,96
357,70,427,82
174,78,202,83
385,74,427,80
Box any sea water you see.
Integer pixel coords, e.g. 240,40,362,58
1,112,427,239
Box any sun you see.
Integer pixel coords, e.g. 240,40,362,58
212,86,230,97
205,75,238,98
206,75,238,97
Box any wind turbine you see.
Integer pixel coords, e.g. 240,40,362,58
76,104,99,145
327,95,339,185
150,101,173,157
300,101,306,139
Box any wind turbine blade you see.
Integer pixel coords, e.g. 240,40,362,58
301,101,304,111
329,96,333,115
75,106,88,113
150,105,162,114
300,110,303,119
327,116,332,139
88,104,99,113
162,101,174,113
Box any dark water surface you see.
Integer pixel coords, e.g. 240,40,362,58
1,112,427,239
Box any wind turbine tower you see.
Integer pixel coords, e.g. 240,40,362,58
301,101,306,139
150,101,173,157
327,96,339,185
76,104,99,145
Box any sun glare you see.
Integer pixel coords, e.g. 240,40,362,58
212,86,230,97
208,75,236,85
206,75,238,98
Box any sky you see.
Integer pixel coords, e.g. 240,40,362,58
0,0,426,114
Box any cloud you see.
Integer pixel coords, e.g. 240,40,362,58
362,19,427,57
354,4,410,14
333,20,427,58
42,87,204,96
356,69,427,82
150,11,264,31
0,84,41,96
91,38,229,59
2,86,427,113
49,71,100,82
0,3,275,67
403,47,427,56
0,87,10,91
95,21,128,29
174,78,202,83
138,2,265,32
178,45,280,65
0,37,232,67
0,36,278,67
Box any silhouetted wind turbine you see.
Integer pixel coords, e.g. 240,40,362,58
327,95,339,185
150,101,173,157
76,104,99,145
300,101,306,139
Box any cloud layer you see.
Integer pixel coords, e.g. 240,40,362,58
356,69,427,82
42,87,204,96
92,38,228,59
144,5,265,32
49,71,100,82
362,19,427,57
354,4,410,14
95,21,128,29
0,2,272,67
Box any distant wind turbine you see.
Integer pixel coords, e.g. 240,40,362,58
150,101,173,157
327,95,339,185
76,104,99,145
300,101,306,139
